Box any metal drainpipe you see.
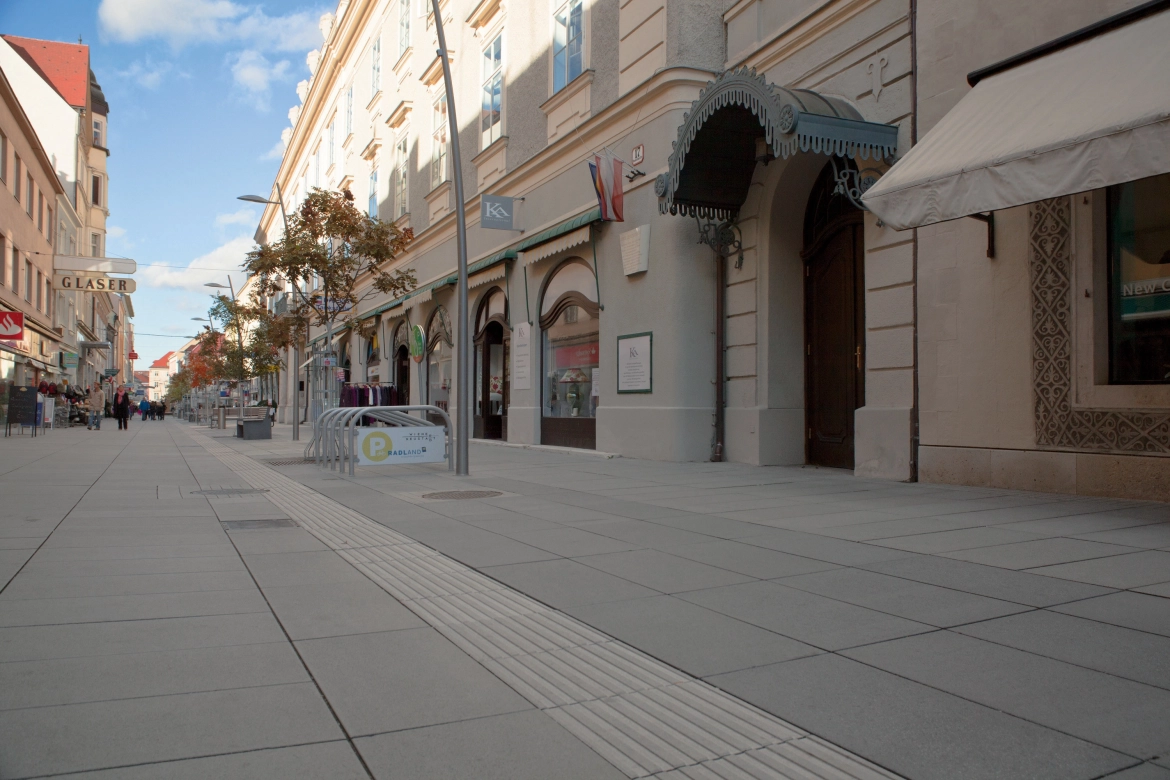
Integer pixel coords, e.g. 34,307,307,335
908,0,921,482
712,251,725,462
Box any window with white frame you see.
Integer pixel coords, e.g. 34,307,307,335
431,95,448,189
93,118,104,147
90,232,101,258
372,37,382,94
481,33,503,148
346,86,354,136
0,132,6,183
369,168,378,218
399,0,410,56
328,122,335,166
552,0,583,93
394,136,408,218
314,147,321,187
91,174,102,208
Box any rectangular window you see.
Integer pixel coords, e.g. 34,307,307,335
552,0,583,93
372,37,382,94
12,155,20,203
399,0,410,56
93,119,103,147
37,192,44,232
91,232,101,258
431,95,448,189
394,136,408,218
328,122,335,166
481,33,503,148
1108,172,1170,384
0,132,6,183
369,168,378,218
10,245,17,292
46,207,52,244
92,174,102,208
24,261,31,301
45,279,52,318
314,148,320,187
346,86,354,136
26,174,33,215
36,270,42,311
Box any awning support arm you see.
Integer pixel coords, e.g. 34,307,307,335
968,213,996,258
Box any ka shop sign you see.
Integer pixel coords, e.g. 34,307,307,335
354,427,446,465
54,274,136,293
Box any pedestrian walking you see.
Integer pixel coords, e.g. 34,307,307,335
88,383,104,430
113,387,132,431
158,400,167,419
138,398,150,421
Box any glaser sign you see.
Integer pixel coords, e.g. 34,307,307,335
54,274,136,293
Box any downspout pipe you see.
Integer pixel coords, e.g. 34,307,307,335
712,251,725,462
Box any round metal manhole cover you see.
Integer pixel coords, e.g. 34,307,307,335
421,490,503,500
192,488,270,496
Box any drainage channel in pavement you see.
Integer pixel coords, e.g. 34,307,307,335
188,429,900,780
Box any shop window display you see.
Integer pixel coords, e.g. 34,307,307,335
543,304,598,419
427,306,453,412
1108,172,1170,383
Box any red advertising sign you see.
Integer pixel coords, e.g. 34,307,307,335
128,352,139,360
555,341,599,369
0,311,24,341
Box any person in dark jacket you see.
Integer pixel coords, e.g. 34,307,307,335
113,387,132,430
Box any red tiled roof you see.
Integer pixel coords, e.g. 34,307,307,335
133,371,150,384
1,35,88,108
150,352,175,369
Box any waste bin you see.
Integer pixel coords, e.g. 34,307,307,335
237,418,271,440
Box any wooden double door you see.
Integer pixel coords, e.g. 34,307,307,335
804,218,864,470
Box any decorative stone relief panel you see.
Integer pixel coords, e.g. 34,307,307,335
1030,197,1170,454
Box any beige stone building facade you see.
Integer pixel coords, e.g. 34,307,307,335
259,0,1169,500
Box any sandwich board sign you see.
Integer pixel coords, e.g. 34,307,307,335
354,427,445,465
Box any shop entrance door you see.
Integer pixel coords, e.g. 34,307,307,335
395,345,410,406
804,221,863,469
803,161,864,470
474,321,508,440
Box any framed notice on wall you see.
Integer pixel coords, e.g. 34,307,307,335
617,332,652,393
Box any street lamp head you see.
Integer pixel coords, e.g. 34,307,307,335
191,317,209,321
237,195,272,204
204,282,229,289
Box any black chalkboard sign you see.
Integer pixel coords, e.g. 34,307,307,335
7,386,37,429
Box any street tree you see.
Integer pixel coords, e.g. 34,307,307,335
244,188,416,348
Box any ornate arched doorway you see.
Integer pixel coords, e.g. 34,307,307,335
425,306,453,423
803,159,864,468
392,320,410,406
474,288,509,440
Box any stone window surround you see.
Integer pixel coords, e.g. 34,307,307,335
1030,197,1170,456
548,0,589,97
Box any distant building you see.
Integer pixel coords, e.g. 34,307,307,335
147,351,174,401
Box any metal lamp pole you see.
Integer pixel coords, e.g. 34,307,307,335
431,0,470,476
239,185,297,439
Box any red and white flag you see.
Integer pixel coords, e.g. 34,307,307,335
588,150,624,222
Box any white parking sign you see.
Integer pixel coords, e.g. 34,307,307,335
354,427,446,465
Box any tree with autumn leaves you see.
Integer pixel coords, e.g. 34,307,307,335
245,188,416,348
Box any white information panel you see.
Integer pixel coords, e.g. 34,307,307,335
617,332,652,393
354,427,446,465
512,322,531,391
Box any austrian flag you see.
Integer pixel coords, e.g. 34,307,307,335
588,150,624,222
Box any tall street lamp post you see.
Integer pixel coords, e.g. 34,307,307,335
205,279,244,424
431,0,471,476
239,186,299,440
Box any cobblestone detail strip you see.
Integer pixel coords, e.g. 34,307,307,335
189,430,900,780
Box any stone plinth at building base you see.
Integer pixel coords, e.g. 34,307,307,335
920,445,1170,503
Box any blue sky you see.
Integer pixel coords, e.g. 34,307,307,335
0,0,326,367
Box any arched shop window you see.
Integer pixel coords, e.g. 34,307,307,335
426,306,453,412
540,259,599,448
474,287,509,440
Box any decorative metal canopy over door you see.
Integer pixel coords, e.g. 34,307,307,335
658,68,899,220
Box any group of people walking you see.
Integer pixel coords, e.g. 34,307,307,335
78,384,166,431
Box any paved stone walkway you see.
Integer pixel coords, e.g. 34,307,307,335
2,419,1169,778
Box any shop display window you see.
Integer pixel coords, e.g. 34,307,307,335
1108,172,1170,383
543,304,598,419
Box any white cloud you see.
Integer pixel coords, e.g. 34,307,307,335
140,236,251,293
97,0,323,52
261,137,286,160
116,57,173,89
215,208,257,227
230,50,290,110
106,225,127,239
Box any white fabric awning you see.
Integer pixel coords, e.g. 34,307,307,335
519,225,591,265
863,7,1170,230
469,264,506,289
402,288,432,311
